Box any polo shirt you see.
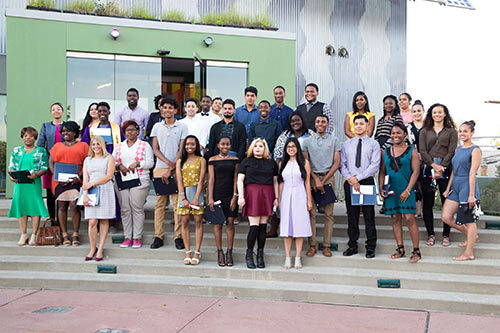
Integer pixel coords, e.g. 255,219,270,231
270,103,294,130
150,120,188,168
234,104,260,134
302,132,342,173
248,117,283,153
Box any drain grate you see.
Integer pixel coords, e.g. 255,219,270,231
33,306,74,314
95,329,129,333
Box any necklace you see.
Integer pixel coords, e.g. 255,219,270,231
218,154,228,159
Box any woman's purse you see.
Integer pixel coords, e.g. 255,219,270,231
36,218,61,246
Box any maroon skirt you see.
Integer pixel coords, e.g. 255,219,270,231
242,184,274,217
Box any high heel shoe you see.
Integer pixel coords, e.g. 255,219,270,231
18,233,29,246
284,257,292,270
29,233,37,246
294,257,302,269
184,250,192,265
226,248,233,267
95,249,104,261
191,251,201,265
217,249,225,267
85,248,97,261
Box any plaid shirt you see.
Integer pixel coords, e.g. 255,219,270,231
8,146,49,172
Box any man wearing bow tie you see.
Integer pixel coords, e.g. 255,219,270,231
199,95,221,148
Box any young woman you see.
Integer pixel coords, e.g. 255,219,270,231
442,121,481,261
406,100,425,218
113,120,154,248
81,102,99,135
49,121,89,247
176,135,206,265
278,138,313,269
238,138,279,269
344,91,375,139
208,136,239,267
374,95,403,149
8,127,49,246
37,102,65,221
419,103,458,247
273,111,315,163
379,123,421,263
82,136,116,261
398,93,413,124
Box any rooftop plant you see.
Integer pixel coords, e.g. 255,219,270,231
27,0,57,8
130,5,156,20
199,11,274,28
65,0,95,14
162,9,191,22
94,0,126,17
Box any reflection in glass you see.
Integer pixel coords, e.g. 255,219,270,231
0,94,6,193
206,66,247,107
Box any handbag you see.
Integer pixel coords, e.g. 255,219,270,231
36,218,62,246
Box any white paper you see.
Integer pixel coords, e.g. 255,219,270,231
57,172,78,182
77,194,97,206
359,185,374,195
91,128,112,136
121,170,139,182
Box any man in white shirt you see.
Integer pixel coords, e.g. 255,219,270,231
179,98,206,149
199,96,222,147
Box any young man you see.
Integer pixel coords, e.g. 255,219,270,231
82,102,124,154
206,99,247,161
248,100,282,154
340,115,381,258
115,88,150,139
150,97,188,250
199,95,222,147
234,86,260,134
212,97,223,119
270,85,294,130
179,98,207,149
302,115,342,257
295,83,333,135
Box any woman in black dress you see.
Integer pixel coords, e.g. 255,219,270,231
208,136,239,267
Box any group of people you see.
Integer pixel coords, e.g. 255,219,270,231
8,84,482,269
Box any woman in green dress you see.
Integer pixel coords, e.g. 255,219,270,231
8,127,49,246
379,122,421,263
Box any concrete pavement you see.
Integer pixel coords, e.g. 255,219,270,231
1,288,499,332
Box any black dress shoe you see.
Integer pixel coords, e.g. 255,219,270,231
342,247,358,256
174,237,185,250
365,249,376,258
150,237,164,249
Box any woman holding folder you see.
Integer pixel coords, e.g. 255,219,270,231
113,120,154,249
208,136,239,267
8,127,49,246
176,135,206,265
379,122,421,263
49,121,89,247
82,136,116,261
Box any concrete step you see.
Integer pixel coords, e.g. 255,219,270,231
2,255,500,296
1,242,500,277
1,228,500,259
1,269,499,316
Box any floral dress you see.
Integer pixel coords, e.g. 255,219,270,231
177,156,204,216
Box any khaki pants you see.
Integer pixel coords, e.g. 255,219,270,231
153,168,181,240
118,178,150,239
308,174,335,248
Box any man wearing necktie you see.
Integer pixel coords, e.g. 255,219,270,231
340,114,381,258
295,83,333,135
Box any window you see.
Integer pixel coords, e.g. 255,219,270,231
206,61,248,107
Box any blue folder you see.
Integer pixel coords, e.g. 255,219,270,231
350,185,377,206
76,186,100,206
311,184,337,207
179,186,204,208
53,162,79,182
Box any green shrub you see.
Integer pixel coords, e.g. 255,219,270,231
27,0,57,9
130,5,156,19
199,11,274,28
162,10,190,22
65,0,95,14
480,166,500,215
94,0,126,17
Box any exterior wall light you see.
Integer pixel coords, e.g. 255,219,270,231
157,49,170,56
110,28,120,40
325,44,335,56
204,36,214,47
338,46,349,58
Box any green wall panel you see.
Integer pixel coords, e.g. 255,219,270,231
6,16,295,197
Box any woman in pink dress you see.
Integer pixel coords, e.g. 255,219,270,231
278,137,313,269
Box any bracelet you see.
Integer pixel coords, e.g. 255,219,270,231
179,192,185,195
233,193,238,197
405,189,411,195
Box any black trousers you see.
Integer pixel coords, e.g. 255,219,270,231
344,177,377,250
421,177,450,237
46,188,56,220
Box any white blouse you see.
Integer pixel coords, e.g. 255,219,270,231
112,140,154,179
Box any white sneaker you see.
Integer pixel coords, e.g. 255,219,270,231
284,257,292,269
294,257,302,269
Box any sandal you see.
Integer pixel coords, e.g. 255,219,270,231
217,249,225,267
408,248,422,263
390,245,405,259
184,251,192,265
62,233,71,247
441,236,451,247
226,248,233,267
72,233,80,247
426,235,435,246
191,251,201,265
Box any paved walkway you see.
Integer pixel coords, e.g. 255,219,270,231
1,288,499,332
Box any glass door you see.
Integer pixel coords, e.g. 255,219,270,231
193,52,207,102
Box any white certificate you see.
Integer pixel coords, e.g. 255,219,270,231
353,185,374,195
91,128,112,137
121,170,139,182
58,172,78,182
